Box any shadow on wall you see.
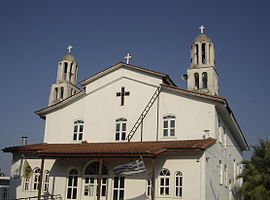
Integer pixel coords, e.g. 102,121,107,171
210,179,217,200
127,193,150,200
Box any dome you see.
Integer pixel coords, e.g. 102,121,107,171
194,33,212,43
61,53,77,63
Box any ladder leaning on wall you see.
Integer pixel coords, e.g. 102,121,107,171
126,86,162,142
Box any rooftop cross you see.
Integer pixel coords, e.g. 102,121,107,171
124,53,132,64
199,25,205,34
67,45,73,53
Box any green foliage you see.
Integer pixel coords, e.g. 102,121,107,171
239,139,270,200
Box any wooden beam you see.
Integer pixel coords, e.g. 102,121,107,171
37,157,45,200
151,157,156,200
96,158,103,200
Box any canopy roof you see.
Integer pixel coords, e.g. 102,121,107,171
3,138,216,158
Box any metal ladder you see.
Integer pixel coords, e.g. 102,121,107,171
126,86,162,142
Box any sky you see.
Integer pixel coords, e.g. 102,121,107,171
0,0,270,175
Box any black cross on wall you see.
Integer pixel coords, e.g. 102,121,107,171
116,87,130,106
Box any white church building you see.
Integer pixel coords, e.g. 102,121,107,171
3,27,249,200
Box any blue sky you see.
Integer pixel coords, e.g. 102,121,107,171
0,0,269,174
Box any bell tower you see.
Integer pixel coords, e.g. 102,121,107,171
186,25,219,96
48,45,80,106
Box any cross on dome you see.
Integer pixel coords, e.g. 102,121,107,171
67,45,73,53
124,53,132,64
199,25,205,34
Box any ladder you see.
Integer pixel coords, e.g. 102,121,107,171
126,86,162,142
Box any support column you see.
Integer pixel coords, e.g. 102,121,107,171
151,157,156,200
97,158,103,200
38,157,45,200
206,43,210,65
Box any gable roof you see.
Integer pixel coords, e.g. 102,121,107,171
79,62,177,87
3,138,216,158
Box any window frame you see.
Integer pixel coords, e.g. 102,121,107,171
66,168,79,199
113,176,125,200
73,120,84,141
44,170,50,192
159,168,170,196
175,171,183,198
163,115,176,138
115,118,127,141
32,168,41,191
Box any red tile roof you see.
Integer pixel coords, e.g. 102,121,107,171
3,138,216,157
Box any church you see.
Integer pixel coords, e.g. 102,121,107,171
3,26,249,200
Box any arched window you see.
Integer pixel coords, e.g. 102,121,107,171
73,120,84,141
60,87,64,99
202,43,206,64
84,162,108,197
54,88,58,101
67,169,78,199
69,63,73,81
44,170,50,192
64,62,68,80
32,168,41,191
195,44,199,65
202,72,208,88
163,115,176,137
146,179,151,197
194,73,199,89
115,118,127,141
175,171,183,197
159,169,170,196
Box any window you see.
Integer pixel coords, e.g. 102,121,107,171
159,169,170,196
64,62,68,80
163,115,176,137
67,169,78,199
194,73,199,89
219,161,223,185
44,170,50,192
195,44,199,65
23,177,30,191
2,188,8,200
146,179,151,197
115,118,127,141
69,63,73,81
224,131,227,149
60,87,64,99
54,88,58,101
175,171,183,197
84,162,108,197
202,72,208,88
233,159,236,183
202,43,206,64
113,176,125,200
73,120,84,141
218,119,223,143
224,164,228,187
32,168,41,191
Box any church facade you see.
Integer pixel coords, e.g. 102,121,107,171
4,28,249,200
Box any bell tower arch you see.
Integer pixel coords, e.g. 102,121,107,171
186,25,219,96
48,45,80,106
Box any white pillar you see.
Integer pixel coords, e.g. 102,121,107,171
206,43,210,66
198,43,202,65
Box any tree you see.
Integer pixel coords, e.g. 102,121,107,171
238,138,270,200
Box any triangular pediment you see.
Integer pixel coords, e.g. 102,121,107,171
79,62,176,87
